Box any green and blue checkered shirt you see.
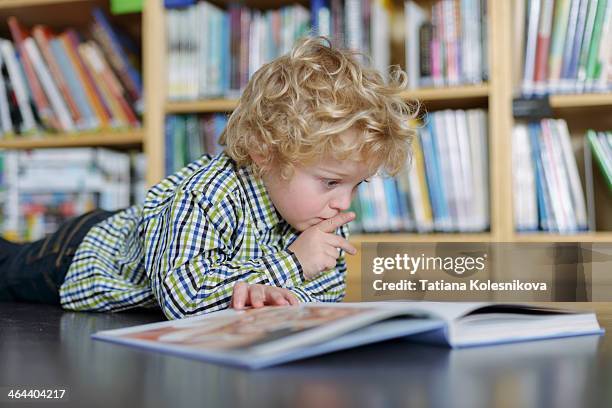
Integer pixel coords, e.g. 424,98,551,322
59,153,348,319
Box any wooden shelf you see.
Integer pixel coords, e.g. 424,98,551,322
164,85,490,114
400,84,489,101
166,99,238,113
549,93,612,108
0,130,143,149
0,0,87,8
514,232,612,243
350,233,492,243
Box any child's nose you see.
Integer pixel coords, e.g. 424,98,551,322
330,192,352,211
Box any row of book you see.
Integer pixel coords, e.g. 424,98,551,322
165,114,227,174
404,0,488,89
166,2,310,100
0,149,145,241
517,0,612,97
165,0,488,100
587,129,612,189
513,119,588,233
0,9,142,137
350,109,489,233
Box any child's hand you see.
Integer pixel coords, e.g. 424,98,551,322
288,212,357,280
231,282,299,309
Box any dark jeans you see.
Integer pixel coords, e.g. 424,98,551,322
0,209,118,304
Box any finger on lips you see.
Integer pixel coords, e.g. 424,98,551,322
317,212,355,233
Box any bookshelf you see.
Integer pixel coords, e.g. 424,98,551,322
549,94,612,109
164,85,491,114
1,1,610,261
0,129,143,149
0,0,144,143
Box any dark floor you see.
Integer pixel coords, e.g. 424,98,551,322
1,301,611,408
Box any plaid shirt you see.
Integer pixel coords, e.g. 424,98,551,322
60,153,348,319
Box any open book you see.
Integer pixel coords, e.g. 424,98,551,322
92,302,603,369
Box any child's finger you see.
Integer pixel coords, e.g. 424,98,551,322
316,212,355,233
327,234,357,255
232,282,249,309
268,291,288,306
284,290,299,305
249,285,265,308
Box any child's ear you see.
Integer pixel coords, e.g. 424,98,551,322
249,152,265,166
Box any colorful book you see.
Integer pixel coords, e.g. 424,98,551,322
7,17,59,130
23,37,75,132
91,302,602,369
0,40,37,134
587,130,612,189
32,25,83,128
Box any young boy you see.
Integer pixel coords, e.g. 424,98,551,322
0,37,414,319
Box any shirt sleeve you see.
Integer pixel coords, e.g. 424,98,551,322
144,189,307,320
286,223,349,303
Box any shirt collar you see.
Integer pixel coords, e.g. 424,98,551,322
236,163,283,232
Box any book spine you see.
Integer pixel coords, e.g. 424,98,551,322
527,122,551,231
571,0,596,91
513,123,538,231
240,8,251,89
419,22,434,87
92,8,143,103
79,43,124,128
556,119,588,229
455,109,476,230
405,1,424,88
595,0,612,91
382,177,402,231
220,11,230,95
548,0,572,92
431,2,444,86
431,112,454,229
566,0,590,89
0,40,37,134
546,119,578,232
408,133,434,232
470,109,489,230
24,38,75,132
587,130,612,188
444,0,460,85
560,0,582,90
575,0,600,92
585,0,608,90
7,17,58,130
87,42,139,127
480,0,488,80
331,0,344,46
539,119,567,231
424,118,452,231
370,177,389,231
32,26,84,128
533,0,555,96
523,0,542,97
442,110,465,230
209,4,223,97
50,39,98,129
0,50,14,136
228,5,239,92
60,31,111,128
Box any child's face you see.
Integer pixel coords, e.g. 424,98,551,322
261,151,373,232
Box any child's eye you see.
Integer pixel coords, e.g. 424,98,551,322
355,179,371,188
322,179,340,189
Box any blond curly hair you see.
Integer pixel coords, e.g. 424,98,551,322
219,36,417,179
